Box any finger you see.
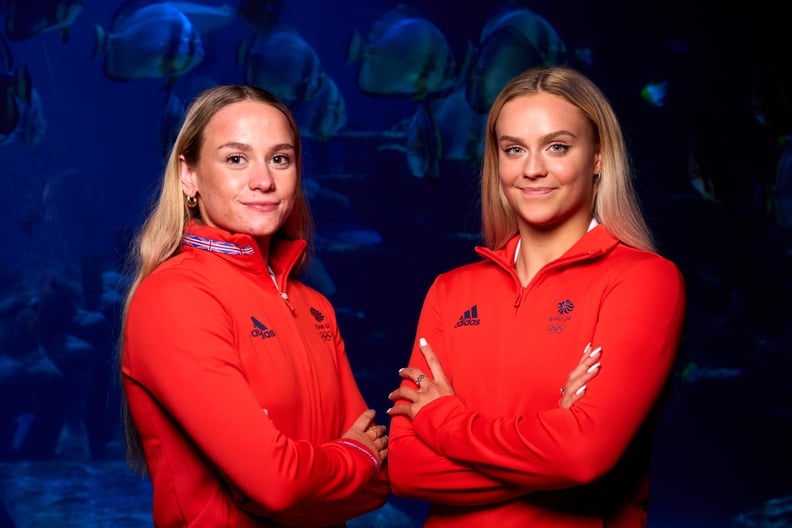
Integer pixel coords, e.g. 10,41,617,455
389,386,418,402
353,409,376,430
386,403,411,417
576,343,601,367
563,362,599,398
418,337,448,384
581,345,602,367
561,385,587,408
580,354,602,383
564,357,601,394
398,367,425,383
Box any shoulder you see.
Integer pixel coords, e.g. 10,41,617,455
130,254,227,314
141,253,210,290
608,245,685,290
291,278,333,306
427,258,503,300
435,257,492,281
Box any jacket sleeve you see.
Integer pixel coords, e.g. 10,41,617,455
390,257,686,502
235,306,390,525
123,272,387,526
388,280,529,506
312,313,390,520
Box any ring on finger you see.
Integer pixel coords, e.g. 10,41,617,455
559,387,566,395
415,374,426,387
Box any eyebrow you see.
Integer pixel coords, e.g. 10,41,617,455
499,130,578,144
217,142,295,152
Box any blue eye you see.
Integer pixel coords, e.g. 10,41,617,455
549,143,570,153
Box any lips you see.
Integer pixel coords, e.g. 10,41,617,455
519,187,555,196
244,201,278,212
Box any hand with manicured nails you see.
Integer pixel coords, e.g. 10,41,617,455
560,343,602,409
387,338,455,420
388,338,603,419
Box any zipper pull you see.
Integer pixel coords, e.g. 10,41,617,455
280,292,295,313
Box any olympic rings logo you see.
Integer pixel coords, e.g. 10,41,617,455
546,324,566,334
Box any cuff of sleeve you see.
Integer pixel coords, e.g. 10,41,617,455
412,395,462,455
336,439,380,479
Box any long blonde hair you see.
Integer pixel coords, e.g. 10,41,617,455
480,65,655,252
119,85,313,473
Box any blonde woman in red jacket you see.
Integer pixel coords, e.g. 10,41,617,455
120,85,388,527
387,66,686,527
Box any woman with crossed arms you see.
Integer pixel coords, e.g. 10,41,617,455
387,65,686,527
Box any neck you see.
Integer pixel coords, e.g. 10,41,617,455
514,216,593,286
257,236,272,267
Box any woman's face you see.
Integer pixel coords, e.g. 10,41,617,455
180,100,298,237
496,92,600,233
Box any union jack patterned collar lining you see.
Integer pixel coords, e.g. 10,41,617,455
182,234,255,256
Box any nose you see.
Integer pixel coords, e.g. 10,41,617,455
249,164,275,191
523,152,546,179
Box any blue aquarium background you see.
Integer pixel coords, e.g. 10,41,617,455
0,0,790,526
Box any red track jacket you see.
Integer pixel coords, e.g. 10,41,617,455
122,222,388,527
389,225,686,527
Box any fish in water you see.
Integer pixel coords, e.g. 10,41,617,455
0,29,44,145
10,85,46,146
0,27,11,71
0,63,32,143
478,4,567,66
2,0,85,42
159,89,185,158
347,3,457,101
93,1,204,82
237,0,283,35
404,102,442,179
237,23,323,106
169,1,236,35
466,26,544,114
773,136,792,229
0,30,24,138
466,4,567,113
431,86,486,164
289,72,347,142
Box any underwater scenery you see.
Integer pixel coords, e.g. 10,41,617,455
0,0,790,526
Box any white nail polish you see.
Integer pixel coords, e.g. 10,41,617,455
589,346,602,358
583,342,592,355
419,337,428,347
587,362,600,373
576,385,586,395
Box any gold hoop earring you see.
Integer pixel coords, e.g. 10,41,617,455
186,195,197,208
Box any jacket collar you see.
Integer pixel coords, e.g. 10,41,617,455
181,220,307,280
475,224,620,272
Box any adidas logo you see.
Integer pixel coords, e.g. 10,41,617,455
454,305,480,327
250,316,276,339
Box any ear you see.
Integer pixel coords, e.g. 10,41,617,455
180,155,197,196
593,147,602,176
